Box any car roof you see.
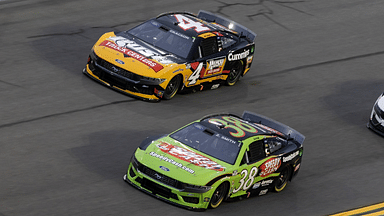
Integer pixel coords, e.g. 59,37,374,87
155,11,237,38
199,113,277,141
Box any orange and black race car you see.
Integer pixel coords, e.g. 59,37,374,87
83,10,256,101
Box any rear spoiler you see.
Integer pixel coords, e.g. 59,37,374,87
197,10,257,42
242,111,305,145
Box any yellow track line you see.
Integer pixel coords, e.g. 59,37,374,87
330,202,384,216
364,210,384,216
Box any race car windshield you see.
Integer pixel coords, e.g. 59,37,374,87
128,20,194,59
170,123,241,165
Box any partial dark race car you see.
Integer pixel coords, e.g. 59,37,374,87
123,111,305,210
83,10,256,101
368,92,384,136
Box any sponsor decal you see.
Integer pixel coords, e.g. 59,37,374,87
99,37,164,72
204,197,210,202
252,182,261,189
150,151,195,174
156,141,225,171
228,49,250,61
115,59,125,65
213,31,224,36
261,179,274,186
294,163,301,172
246,56,253,69
109,36,160,57
283,151,299,163
259,157,281,177
246,56,253,64
229,181,235,194
252,123,284,137
151,55,175,64
259,189,268,196
232,170,238,176
206,58,225,75
208,58,225,70
211,84,220,90
159,166,169,172
252,179,273,189
172,68,183,74
198,32,216,39
154,88,164,98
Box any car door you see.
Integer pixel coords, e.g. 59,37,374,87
230,139,282,198
185,35,227,87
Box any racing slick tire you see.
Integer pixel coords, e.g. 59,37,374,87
209,182,229,209
225,60,243,86
274,166,291,192
163,75,182,100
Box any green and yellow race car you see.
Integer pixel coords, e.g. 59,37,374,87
84,10,256,101
123,111,305,210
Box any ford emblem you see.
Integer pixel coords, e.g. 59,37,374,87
159,166,170,171
115,59,125,65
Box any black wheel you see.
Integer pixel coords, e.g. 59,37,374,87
225,60,243,86
209,182,228,209
163,75,181,100
274,166,291,192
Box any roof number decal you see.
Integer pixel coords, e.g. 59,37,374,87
208,116,258,138
174,14,210,33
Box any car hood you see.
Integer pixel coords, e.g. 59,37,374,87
135,136,231,185
377,93,384,111
93,32,184,77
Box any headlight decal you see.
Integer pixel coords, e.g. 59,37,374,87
182,183,212,193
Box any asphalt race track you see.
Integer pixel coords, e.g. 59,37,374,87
1,0,384,215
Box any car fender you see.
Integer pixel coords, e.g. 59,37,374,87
92,32,116,50
203,175,231,207
158,64,186,90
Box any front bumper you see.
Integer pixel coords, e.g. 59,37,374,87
83,59,164,101
123,162,211,210
367,120,384,137
367,104,384,137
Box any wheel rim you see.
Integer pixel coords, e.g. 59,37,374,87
210,183,227,208
164,76,180,99
276,168,289,190
227,62,242,84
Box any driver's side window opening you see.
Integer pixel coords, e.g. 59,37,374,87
221,36,236,49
